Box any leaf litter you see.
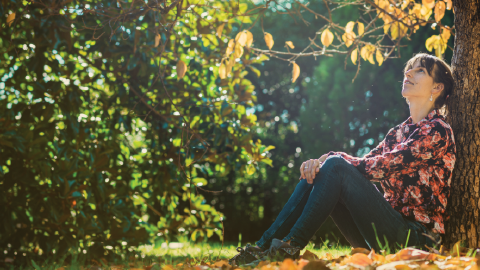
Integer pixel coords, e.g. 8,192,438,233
45,242,480,270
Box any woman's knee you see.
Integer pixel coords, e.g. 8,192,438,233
321,156,348,174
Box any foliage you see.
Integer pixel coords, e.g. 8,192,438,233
0,0,274,263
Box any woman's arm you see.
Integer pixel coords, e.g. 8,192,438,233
352,123,451,181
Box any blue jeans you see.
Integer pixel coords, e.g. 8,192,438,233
255,156,435,251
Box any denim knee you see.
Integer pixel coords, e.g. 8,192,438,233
321,156,347,175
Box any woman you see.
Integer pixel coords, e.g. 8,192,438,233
229,53,456,266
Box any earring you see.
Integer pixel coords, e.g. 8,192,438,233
429,94,433,101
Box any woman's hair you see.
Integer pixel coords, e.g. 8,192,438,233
404,53,454,115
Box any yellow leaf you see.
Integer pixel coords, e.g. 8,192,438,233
292,62,300,83
154,33,161,47
285,41,295,49
360,45,375,65
376,50,384,66
219,61,227,79
7,13,15,27
176,60,187,79
351,48,358,65
425,35,440,51
321,29,334,47
226,39,235,55
420,5,433,22
235,31,248,47
226,55,235,76
345,21,355,33
446,0,452,10
246,163,256,175
357,22,365,36
434,1,446,22
422,0,435,9
245,30,253,47
234,43,243,58
342,32,356,47
401,0,413,10
216,23,225,37
264,32,274,50
441,27,451,42
383,23,391,34
390,22,399,40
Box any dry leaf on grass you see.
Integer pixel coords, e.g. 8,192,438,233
301,250,319,261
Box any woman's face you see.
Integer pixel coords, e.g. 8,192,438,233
402,60,436,101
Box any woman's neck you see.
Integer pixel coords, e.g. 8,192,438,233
408,100,435,124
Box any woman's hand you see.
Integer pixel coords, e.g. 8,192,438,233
300,154,328,184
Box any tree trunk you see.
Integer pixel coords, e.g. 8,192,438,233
445,0,480,248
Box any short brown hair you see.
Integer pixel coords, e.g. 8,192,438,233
404,53,454,115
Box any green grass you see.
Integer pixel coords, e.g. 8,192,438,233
139,239,352,267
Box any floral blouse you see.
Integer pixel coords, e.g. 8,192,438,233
327,109,456,234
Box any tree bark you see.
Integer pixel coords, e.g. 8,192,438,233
445,0,480,248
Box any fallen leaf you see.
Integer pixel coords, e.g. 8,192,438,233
320,28,334,47
7,13,15,27
434,1,446,22
351,247,370,255
264,32,274,50
302,250,319,261
161,265,174,270
176,60,187,79
155,33,161,47
216,23,225,37
280,258,296,270
345,253,373,266
297,259,310,270
213,260,229,267
285,41,295,49
395,265,412,270
292,62,300,83
245,30,253,47
302,260,329,270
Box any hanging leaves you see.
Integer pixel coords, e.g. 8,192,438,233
218,60,227,79
321,29,334,47
292,62,300,83
441,27,451,42
425,35,447,57
216,23,225,37
446,0,452,10
360,45,376,64
351,48,358,65
154,34,161,47
285,41,295,49
226,39,235,55
434,1,446,22
176,60,187,79
7,13,15,27
345,21,355,33
245,30,254,47
376,50,384,66
342,32,356,47
264,32,274,50
235,31,248,47
357,22,365,36
422,0,436,10
234,43,244,58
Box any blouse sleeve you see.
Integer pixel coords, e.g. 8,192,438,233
353,123,450,181
326,138,386,163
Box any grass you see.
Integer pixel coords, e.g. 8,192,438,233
2,240,351,269
140,239,352,268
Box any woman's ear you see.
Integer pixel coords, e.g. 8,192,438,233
433,82,444,95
